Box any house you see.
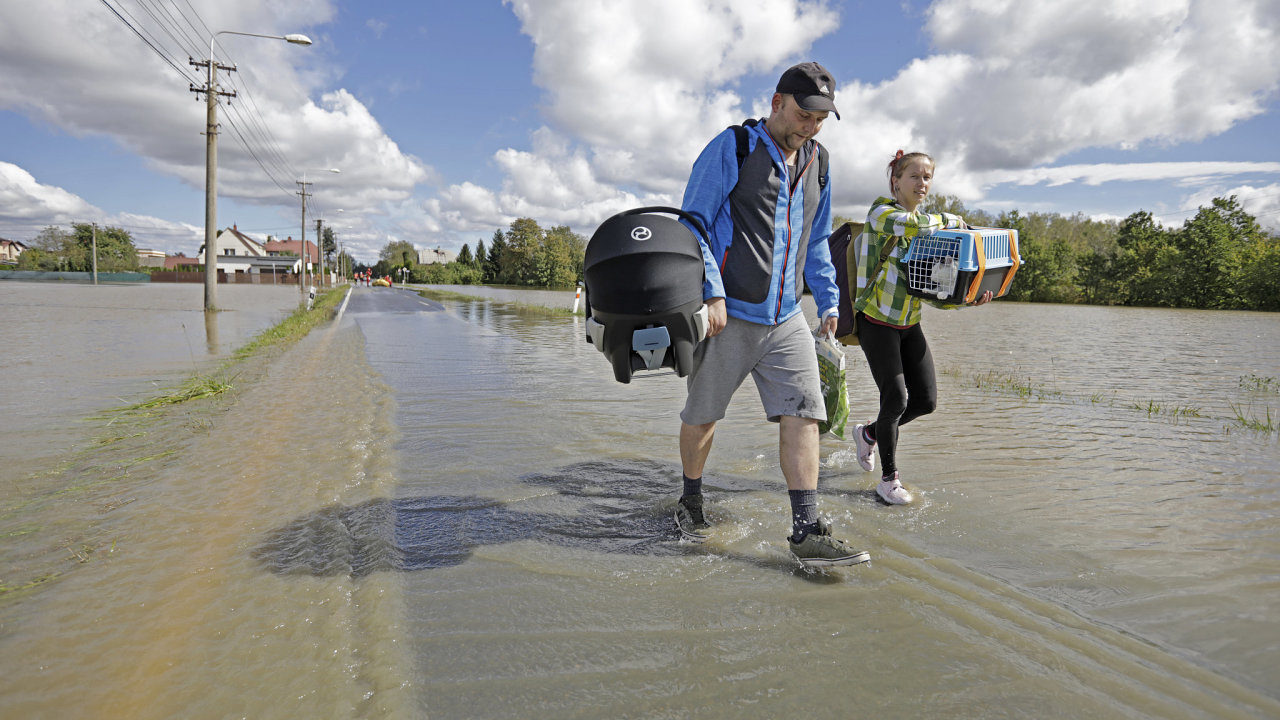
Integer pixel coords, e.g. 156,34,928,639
419,246,456,265
1,238,27,265
264,236,319,268
197,225,311,277
136,248,166,268
164,253,200,270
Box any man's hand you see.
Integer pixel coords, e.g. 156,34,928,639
705,297,727,337
820,314,838,338
971,290,994,306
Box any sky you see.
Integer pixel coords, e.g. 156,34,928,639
1,0,1278,264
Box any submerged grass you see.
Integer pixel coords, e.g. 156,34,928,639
944,366,1210,424
0,286,350,605
1228,402,1277,433
1239,374,1279,395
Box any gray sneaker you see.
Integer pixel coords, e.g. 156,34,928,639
788,519,870,567
674,494,711,543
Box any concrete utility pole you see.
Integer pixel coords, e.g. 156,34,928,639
91,223,99,285
316,218,324,288
192,30,311,313
190,53,237,312
297,180,312,301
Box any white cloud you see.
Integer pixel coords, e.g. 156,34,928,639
433,0,839,233
0,162,96,222
462,0,1280,236
1178,182,1280,231
978,162,1280,188
4,0,1279,259
0,0,429,258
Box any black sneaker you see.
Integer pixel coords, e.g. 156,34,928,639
788,519,871,567
674,494,711,543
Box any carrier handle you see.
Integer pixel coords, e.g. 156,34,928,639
612,206,711,246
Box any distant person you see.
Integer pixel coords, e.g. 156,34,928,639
851,150,993,504
675,62,868,567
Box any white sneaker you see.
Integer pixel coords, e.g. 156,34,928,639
876,472,913,505
853,422,876,472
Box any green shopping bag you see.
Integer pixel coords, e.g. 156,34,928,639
815,331,849,439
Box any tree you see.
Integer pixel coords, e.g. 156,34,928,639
1238,234,1280,311
500,217,542,284
374,240,417,277
379,239,417,267
922,194,996,226
484,229,506,283
321,226,337,263
1170,196,1259,309
70,223,138,272
1112,211,1174,306
457,243,473,266
474,239,487,270
18,226,74,270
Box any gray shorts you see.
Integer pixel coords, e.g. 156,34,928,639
681,312,824,425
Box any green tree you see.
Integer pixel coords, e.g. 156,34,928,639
17,225,74,270
1170,196,1259,309
533,224,584,287
379,240,417,267
922,194,996,226
321,226,337,264
1238,234,1280,311
457,243,474,266
474,239,487,270
484,229,505,283
1112,211,1174,306
70,223,138,272
500,217,542,284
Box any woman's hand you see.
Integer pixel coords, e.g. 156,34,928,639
971,290,994,306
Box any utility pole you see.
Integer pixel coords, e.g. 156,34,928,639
297,180,312,301
190,54,237,312
91,223,99,285
316,218,324,288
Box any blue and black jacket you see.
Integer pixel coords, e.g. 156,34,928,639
680,118,839,326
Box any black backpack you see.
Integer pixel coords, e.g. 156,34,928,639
825,221,862,341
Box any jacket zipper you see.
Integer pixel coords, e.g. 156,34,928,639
762,129,815,323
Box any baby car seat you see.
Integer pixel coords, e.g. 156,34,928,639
583,207,709,383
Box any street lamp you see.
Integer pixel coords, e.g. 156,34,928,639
196,30,312,312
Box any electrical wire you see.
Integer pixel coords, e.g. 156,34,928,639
97,0,197,84
98,0,310,202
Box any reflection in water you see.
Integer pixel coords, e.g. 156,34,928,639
253,460,752,578
204,308,218,355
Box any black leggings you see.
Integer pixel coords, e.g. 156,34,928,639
856,313,937,476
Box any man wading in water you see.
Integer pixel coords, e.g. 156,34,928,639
674,62,869,567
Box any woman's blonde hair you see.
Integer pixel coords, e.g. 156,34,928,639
887,149,934,193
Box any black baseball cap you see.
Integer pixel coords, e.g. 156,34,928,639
776,61,840,119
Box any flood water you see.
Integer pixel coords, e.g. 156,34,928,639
1,281,1278,719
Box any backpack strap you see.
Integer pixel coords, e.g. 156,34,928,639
730,118,827,189
853,233,898,309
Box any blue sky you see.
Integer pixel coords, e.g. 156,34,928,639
1,0,1278,263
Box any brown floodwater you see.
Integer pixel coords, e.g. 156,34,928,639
1,281,1277,719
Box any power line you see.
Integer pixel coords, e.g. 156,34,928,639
97,0,197,83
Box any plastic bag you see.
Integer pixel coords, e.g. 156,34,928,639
815,332,849,439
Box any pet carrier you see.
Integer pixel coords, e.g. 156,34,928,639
902,227,1022,303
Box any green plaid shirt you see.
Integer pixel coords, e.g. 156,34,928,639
852,196,963,327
